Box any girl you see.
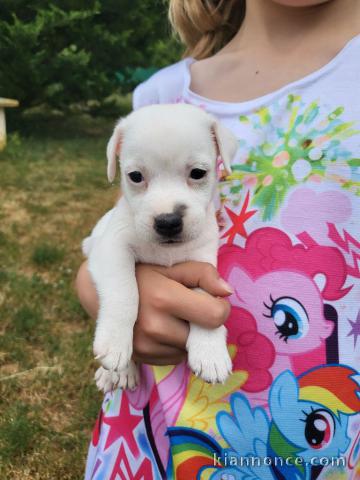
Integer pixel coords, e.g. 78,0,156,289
77,1,360,478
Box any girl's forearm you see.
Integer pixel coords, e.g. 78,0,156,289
75,261,99,320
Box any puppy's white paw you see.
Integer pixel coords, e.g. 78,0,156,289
117,361,139,390
95,361,139,392
95,366,118,392
187,325,232,384
94,328,133,372
188,347,232,384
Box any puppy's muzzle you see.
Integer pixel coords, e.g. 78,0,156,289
154,212,183,238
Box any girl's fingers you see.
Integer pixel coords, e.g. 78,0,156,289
136,312,189,349
149,277,231,328
133,322,187,364
136,263,231,329
164,261,233,297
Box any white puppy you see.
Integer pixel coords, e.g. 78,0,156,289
83,103,238,392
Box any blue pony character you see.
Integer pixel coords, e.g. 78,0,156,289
167,365,360,480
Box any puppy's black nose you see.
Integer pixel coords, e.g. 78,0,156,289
154,213,183,237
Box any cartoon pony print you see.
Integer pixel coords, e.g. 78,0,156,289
167,365,360,480
218,227,350,405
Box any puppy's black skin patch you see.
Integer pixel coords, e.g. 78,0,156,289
154,204,188,244
174,204,188,217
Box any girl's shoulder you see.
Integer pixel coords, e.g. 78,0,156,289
133,58,190,109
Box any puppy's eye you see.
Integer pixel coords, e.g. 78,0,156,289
190,168,207,180
128,171,144,183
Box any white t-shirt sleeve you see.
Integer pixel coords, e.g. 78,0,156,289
132,59,188,110
132,77,160,110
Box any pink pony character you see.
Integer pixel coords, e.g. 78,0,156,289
218,227,351,406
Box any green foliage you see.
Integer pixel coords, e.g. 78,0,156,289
0,0,182,111
2,132,23,158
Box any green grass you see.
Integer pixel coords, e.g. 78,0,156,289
0,403,43,461
32,243,65,267
0,111,123,479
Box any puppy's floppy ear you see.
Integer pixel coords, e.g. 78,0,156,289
106,119,125,183
211,121,238,175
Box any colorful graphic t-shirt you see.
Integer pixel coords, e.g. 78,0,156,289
85,35,360,480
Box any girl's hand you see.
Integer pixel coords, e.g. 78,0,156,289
133,262,232,365
75,261,232,366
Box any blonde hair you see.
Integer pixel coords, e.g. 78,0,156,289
168,0,246,60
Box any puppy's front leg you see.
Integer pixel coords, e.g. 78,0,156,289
88,235,138,377
187,322,232,384
186,247,233,384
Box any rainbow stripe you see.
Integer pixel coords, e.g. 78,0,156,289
167,427,222,480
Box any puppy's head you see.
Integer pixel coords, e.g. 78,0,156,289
107,104,238,244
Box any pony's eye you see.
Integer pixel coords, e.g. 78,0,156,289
128,171,144,183
190,168,207,180
263,296,309,343
303,409,335,450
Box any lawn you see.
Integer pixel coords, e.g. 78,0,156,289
0,111,128,479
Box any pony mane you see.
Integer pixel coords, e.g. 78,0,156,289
219,227,351,301
298,365,360,415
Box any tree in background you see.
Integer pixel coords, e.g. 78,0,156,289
0,0,181,112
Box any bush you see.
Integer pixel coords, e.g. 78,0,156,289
0,0,181,111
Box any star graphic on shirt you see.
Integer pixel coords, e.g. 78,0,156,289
109,443,153,480
347,310,360,347
103,393,142,455
221,191,257,244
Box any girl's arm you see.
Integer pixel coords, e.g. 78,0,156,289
75,261,231,365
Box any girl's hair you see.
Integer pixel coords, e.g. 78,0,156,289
168,0,246,60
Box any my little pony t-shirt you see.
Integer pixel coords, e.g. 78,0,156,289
85,35,360,480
